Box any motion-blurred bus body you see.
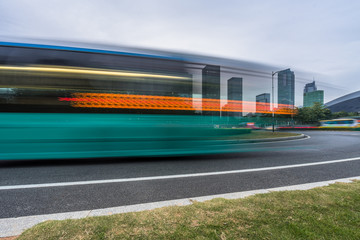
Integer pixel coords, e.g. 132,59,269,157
0,38,298,160
0,39,252,160
320,118,360,128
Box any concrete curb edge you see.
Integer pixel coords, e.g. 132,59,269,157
235,133,307,143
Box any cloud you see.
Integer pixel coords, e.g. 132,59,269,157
1,0,359,102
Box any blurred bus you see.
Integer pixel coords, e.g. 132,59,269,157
0,39,250,160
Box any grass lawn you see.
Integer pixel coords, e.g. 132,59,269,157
233,130,301,140
17,180,360,240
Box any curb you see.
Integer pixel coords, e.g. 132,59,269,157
235,133,307,143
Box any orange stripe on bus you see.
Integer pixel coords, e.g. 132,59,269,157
59,93,296,114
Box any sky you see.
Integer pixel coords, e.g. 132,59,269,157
1,0,360,105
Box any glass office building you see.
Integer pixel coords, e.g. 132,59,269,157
277,69,295,107
303,81,324,107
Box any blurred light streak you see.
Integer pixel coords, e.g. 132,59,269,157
0,65,189,80
59,93,296,114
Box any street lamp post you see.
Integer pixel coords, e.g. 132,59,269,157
271,71,276,132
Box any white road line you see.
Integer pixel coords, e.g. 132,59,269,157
1,155,360,190
1,176,360,237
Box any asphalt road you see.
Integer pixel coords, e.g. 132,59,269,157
1,131,360,219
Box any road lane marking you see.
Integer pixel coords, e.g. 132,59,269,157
1,176,360,237
1,155,360,190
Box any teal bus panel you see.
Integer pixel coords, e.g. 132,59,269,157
0,113,250,160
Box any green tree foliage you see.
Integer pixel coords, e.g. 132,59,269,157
295,102,332,124
332,111,349,118
332,111,359,118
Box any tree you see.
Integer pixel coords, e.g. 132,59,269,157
332,111,348,118
295,103,331,125
332,111,359,118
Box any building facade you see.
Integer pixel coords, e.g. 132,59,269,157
304,81,317,93
325,90,360,113
226,77,243,117
303,81,324,107
228,77,242,101
202,65,220,116
256,93,270,113
277,69,295,107
304,90,324,107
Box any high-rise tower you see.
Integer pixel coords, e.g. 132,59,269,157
202,65,220,116
277,69,295,107
227,77,243,117
304,81,317,93
256,93,270,113
303,81,324,107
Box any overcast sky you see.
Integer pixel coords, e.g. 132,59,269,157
1,0,359,103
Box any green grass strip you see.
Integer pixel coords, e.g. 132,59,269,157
18,180,360,240
232,131,300,140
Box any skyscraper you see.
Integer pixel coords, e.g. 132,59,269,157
227,77,242,117
228,77,242,101
202,65,220,116
256,93,270,113
277,69,295,107
304,81,317,93
303,81,324,107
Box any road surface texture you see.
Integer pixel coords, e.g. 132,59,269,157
1,131,359,220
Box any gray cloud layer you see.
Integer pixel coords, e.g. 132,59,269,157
1,0,359,102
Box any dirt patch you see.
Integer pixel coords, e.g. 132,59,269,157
0,236,18,240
